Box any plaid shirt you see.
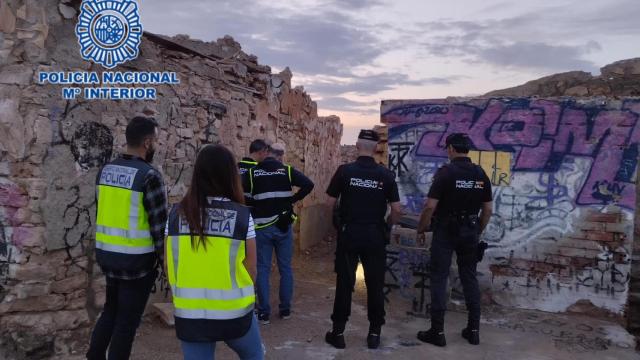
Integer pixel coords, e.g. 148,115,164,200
101,155,168,280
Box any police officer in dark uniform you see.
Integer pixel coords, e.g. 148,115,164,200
239,139,270,203
325,130,401,350
416,133,493,347
249,142,314,324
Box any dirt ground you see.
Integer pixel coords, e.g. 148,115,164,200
126,239,639,360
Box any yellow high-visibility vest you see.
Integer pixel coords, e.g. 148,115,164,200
96,159,155,255
166,199,255,322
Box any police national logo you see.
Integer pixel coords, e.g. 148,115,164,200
75,0,143,69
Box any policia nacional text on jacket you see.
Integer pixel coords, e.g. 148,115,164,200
324,129,402,350
416,132,493,348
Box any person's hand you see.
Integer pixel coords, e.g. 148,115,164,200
416,221,429,234
416,231,426,247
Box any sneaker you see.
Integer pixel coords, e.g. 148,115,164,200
367,333,380,349
461,328,479,345
325,331,346,349
417,328,446,347
279,309,291,320
257,313,270,325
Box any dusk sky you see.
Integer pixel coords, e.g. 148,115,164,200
140,0,640,144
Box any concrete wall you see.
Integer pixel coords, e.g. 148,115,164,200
382,98,639,315
0,0,342,357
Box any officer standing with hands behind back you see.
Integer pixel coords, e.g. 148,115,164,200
416,133,493,347
325,129,401,350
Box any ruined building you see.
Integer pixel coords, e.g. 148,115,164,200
0,0,342,357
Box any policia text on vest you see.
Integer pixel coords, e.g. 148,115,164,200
166,200,256,341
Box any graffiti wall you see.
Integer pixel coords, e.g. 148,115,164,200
382,98,639,314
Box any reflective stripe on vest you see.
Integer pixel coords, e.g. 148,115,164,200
175,304,255,320
253,214,279,227
95,163,154,255
166,202,255,321
252,190,292,201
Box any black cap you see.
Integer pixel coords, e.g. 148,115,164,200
358,129,380,142
445,133,472,152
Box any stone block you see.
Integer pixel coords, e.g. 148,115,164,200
51,273,88,294
0,64,34,85
150,302,175,326
584,230,615,242
12,282,51,299
0,2,16,33
58,3,76,19
9,261,56,281
0,98,26,159
587,213,621,223
0,310,90,332
0,294,65,313
11,226,46,248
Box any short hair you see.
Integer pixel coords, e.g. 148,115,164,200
270,142,285,157
445,133,472,154
356,138,377,153
249,139,268,154
126,117,158,147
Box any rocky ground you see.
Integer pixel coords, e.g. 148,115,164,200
109,239,640,360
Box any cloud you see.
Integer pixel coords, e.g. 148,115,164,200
414,0,640,73
317,96,378,113
307,72,466,96
322,0,385,9
141,1,388,77
477,41,601,72
419,17,603,72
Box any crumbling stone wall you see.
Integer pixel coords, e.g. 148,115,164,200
382,97,639,319
0,0,342,358
340,126,387,165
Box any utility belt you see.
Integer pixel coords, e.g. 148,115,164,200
435,213,478,222
433,214,488,263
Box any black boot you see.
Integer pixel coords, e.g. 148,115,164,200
367,333,380,349
325,331,346,349
417,328,446,347
461,328,479,345
367,324,381,349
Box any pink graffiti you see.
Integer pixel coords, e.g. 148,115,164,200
382,99,640,209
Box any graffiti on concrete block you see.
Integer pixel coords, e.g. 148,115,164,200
382,98,638,314
384,98,640,209
468,150,511,186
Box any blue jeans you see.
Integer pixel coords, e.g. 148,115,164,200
181,316,264,360
256,225,293,315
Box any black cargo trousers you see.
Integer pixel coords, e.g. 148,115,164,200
331,223,387,328
429,216,481,331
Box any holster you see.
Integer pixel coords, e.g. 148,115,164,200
477,241,488,262
275,208,296,232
